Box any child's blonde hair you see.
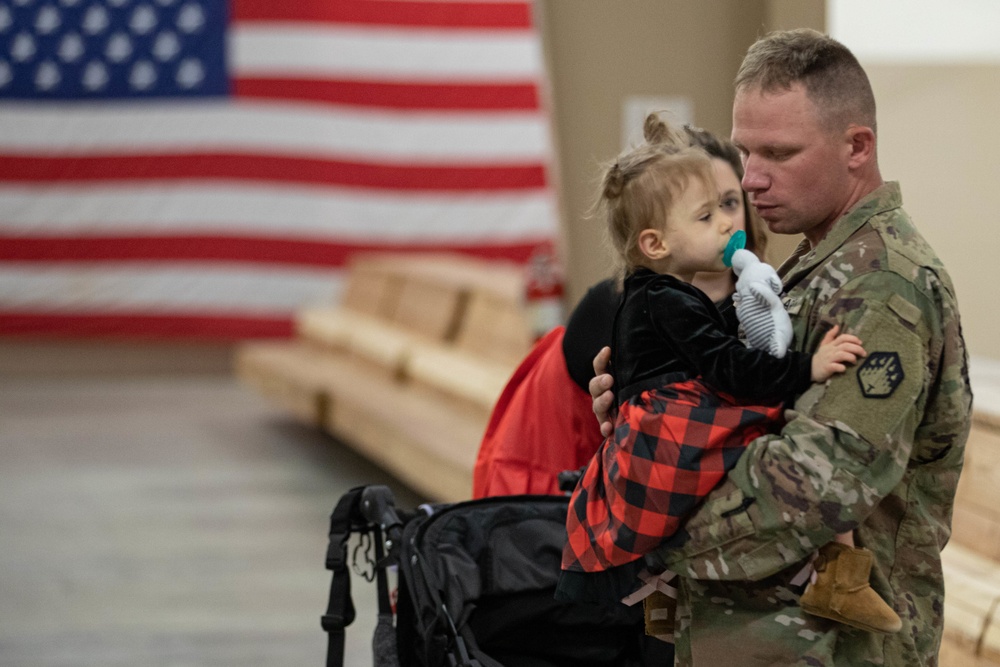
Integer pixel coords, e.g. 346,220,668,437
598,114,716,278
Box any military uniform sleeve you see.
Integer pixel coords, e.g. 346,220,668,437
647,272,931,581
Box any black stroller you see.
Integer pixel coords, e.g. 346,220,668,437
322,485,669,667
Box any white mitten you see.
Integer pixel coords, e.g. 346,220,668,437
729,249,792,357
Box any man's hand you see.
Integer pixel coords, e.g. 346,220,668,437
589,346,615,437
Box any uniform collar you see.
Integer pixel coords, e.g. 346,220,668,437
778,181,903,286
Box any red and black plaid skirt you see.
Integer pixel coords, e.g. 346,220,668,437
562,377,784,573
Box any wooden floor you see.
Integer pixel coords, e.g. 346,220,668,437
0,372,426,667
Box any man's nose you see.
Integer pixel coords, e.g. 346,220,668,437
741,158,767,192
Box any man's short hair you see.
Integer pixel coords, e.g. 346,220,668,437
735,28,877,135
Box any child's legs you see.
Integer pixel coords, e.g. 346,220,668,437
800,538,901,633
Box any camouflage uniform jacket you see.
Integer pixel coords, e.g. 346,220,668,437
646,182,973,666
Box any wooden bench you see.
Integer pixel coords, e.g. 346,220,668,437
235,253,537,503
941,394,1000,667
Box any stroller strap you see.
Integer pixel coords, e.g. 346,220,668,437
322,486,364,667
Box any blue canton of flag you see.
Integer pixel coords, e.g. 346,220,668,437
0,0,228,99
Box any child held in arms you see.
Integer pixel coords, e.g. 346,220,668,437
558,113,901,639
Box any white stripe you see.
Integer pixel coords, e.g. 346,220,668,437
0,185,558,241
830,0,1000,64
0,265,346,315
231,25,542,80
0,104,550,162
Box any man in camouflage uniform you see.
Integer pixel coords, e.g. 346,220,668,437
590,29,972,665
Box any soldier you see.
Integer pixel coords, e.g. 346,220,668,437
588,29,972,666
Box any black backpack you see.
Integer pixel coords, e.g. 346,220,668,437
322,485,669,667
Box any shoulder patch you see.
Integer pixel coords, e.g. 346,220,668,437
857,352,904,398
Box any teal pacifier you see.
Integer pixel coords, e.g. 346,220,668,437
722,230,747,268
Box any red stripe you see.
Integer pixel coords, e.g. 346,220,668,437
233,77,539,111
0,236,549,267
0,312,293,339
232,0,532,29
0,154,547,191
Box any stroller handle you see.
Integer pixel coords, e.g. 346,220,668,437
360,485,403,536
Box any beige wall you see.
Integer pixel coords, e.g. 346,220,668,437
765,0,825,34
865,64,999,360
536,0,768,306
537,0,826,307
539,1,997,362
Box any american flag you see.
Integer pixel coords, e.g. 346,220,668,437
0,0,561,339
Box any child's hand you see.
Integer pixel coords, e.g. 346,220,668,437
811,325,866,382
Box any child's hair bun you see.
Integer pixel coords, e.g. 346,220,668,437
643,112,685,149
603,161,626,200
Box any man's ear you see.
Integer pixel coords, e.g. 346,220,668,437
638,228,670,261
845,125,876,170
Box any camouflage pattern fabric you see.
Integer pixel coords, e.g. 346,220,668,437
562,378,784,573
645,182,973,666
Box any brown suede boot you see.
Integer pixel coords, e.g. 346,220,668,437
643,590,676,640
799,542,902,634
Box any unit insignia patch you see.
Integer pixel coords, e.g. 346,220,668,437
857,351,904,399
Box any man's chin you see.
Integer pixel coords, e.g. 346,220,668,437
763,217,795,234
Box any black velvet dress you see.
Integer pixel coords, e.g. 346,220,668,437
558,268,812,603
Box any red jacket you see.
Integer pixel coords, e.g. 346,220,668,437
473,327,605,498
